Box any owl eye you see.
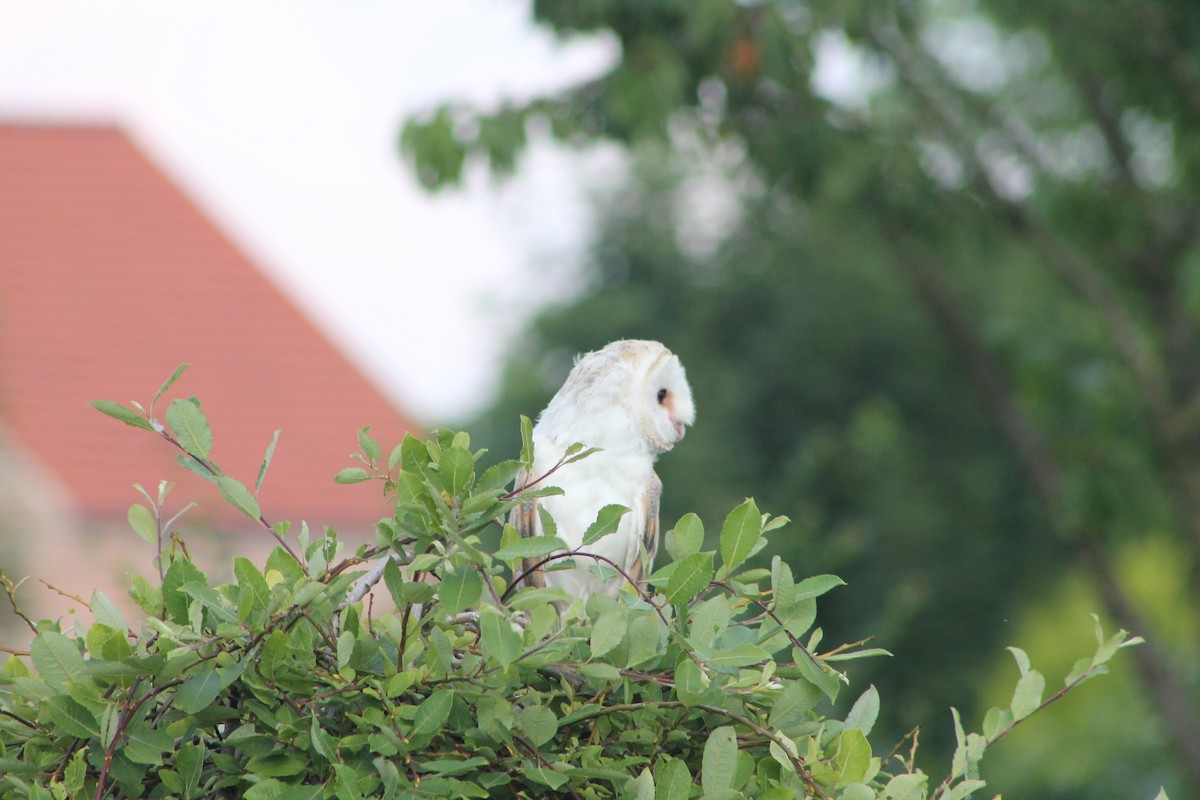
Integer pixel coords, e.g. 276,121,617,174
656,388,668,405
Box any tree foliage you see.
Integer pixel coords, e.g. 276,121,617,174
0,370,1147,799
401,1,1200,795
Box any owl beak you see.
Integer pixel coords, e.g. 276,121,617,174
672,418,687,441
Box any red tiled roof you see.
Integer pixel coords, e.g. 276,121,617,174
0,123,420,529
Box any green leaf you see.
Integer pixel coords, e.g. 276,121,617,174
176,453,217,482
516,704,558,747
704,643,770,670
128,502,158,545
844,685,879,735
590,610,628,659
477,459,522,493
399,432,431,471
582,504,630,546
256,429,281,493
564,445,602,465
412,690,454,739
1007,646,1031,675
982,705,1014,741
334,467,372,485
90,590,129,631
216,476,261,520
770,555,795,609
1010,668,1045,720
663,551,714,606
524,761,569,790
479,607,522,667
883,773,929,799
519,415,535,468
795,647,841,702
945,780,987,800
87,623,133,661
153,363,191,407
674,658,719,707
356,426,380,463
124,727,176,765
625,612,664,668
247,752,307,778
701,726,738,798
438,445,475,496
177,669,223,713
166,397,213,459
767,679,821,731
439,565,483,615
654,757,692,800
493,535,569,562
719,498,760,572
665,513,704,560
234,557,271,622
46,695,100,738
31,631,86,689
91,399,154,431
834,729,871,786
793,574,846,602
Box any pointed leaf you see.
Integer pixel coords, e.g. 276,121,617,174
665,513,704,561
152,363,191,406
663,552,714,606
439,445,475,496
479,607,522,667
844,685,880,735
704,642,770,670
128,503,158,545
176,668,222,713
216,476,261,520
493,535,568,562
519,415,535,468
357,426,380,463
334,467,372,485
1007,646,1031,676
31,632,86,689
439,565,483,615
516,704,558,747
654,757,692,800
256,429,281,493
883,773,928,799
793,574,846,602
1010,668,1045,720
590,610,628,659
91,399,153,431
701,726,738,797
166,398,213,459
582,504,630,546
720,498,760,572
412,690,454,739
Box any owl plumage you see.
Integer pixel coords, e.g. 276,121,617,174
511,340,695,602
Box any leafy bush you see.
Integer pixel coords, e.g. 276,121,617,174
0,368,1155,799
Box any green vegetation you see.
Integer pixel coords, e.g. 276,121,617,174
401,1,1200,795
0,370,1146,798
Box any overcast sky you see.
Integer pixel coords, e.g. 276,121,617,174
0,1,618,421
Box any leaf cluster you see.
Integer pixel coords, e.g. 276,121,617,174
0,373,1150,799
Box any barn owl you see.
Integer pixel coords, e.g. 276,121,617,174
511,340,695,602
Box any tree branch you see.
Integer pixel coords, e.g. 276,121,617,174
887,236,1200,792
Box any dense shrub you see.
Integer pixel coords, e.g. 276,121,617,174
0,368,1152,799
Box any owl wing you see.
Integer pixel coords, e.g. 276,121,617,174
509,468,547,589
626,472,663,584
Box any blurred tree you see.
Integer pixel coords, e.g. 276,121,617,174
402,0,1200,795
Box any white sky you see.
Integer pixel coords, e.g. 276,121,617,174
0,1,619,422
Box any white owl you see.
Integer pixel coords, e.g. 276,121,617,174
511,340,695,602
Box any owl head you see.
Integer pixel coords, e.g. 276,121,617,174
536,340,695,456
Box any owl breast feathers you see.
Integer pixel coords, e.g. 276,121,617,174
511,340,695,602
